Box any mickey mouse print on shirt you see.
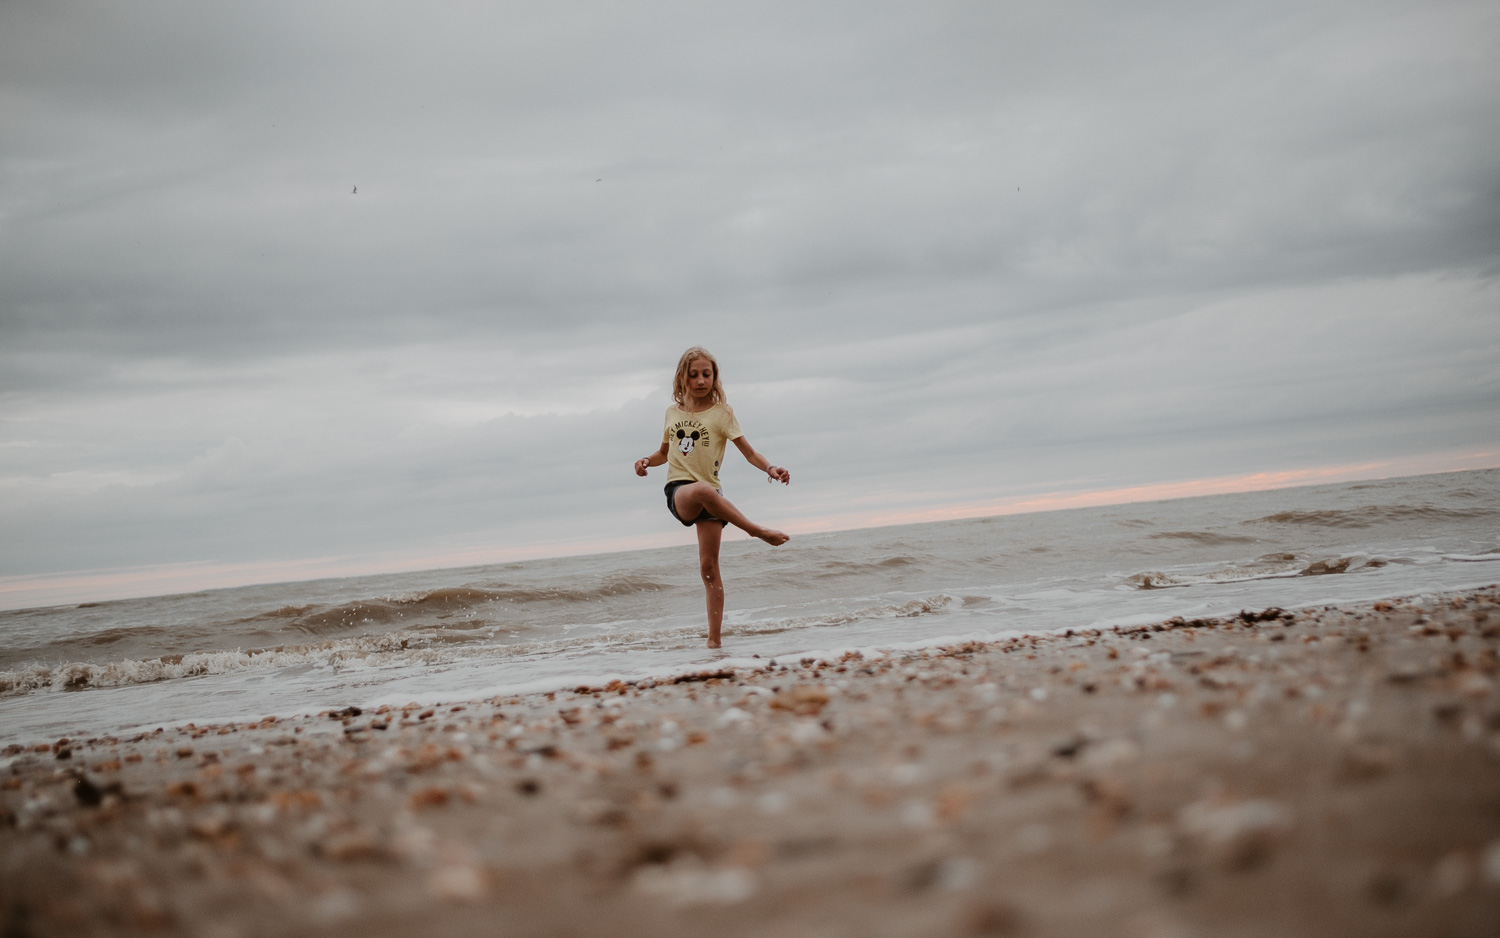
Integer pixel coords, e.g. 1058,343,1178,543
662,402,742,489
675,426,703,455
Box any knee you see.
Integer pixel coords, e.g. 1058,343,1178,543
699,561,720,585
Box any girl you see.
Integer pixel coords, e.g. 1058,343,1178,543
634,347,790,648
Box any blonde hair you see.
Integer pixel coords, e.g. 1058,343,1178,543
672,346,727,408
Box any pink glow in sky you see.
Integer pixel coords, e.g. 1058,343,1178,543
790,450,1500,534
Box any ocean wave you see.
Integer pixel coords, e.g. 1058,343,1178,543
235,577,676,636
1445,551,1500,562
242,603,317,621
1125,555,1378,590
1146,531,1259,546
0,595,953,698
0,623,224,671
76,624,175,647
813,556,921,577
1244,505,1496,529
1300,557,1356,576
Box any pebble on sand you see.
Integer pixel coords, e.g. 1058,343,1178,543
427,864,488,902
633,861,756,906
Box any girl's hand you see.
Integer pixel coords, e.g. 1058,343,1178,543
767,465,790,485
634,458,650,477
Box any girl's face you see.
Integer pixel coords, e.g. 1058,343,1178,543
686,358,715,402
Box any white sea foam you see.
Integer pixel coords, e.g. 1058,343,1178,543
0,595,953,698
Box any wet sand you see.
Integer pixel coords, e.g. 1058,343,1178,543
4,587,1499,937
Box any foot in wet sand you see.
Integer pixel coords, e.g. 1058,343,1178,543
706,639,722,649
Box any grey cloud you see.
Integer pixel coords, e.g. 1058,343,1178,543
1,0,1497,593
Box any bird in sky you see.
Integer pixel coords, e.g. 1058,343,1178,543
352,185,358,194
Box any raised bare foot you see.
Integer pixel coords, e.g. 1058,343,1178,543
756,528,790,546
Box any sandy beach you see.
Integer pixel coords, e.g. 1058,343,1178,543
4,587,1499,937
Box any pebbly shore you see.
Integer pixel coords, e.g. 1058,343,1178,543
3,587,1500,937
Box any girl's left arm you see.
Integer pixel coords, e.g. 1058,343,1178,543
732,436,790,485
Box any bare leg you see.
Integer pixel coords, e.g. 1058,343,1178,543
673,482,790,546
695,519,725,648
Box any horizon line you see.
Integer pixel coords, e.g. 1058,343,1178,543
2,451,1493,611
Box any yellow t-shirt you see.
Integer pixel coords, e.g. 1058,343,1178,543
663,402,743,488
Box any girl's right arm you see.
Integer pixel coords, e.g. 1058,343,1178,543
635,442,668,476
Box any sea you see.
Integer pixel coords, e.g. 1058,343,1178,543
2,468,1497,746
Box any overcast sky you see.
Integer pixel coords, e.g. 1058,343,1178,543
2,0,1498,607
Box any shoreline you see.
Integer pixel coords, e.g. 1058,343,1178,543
12,576,1500,748
3,587,1499,936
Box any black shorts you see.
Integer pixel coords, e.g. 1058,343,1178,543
664,480,728,527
